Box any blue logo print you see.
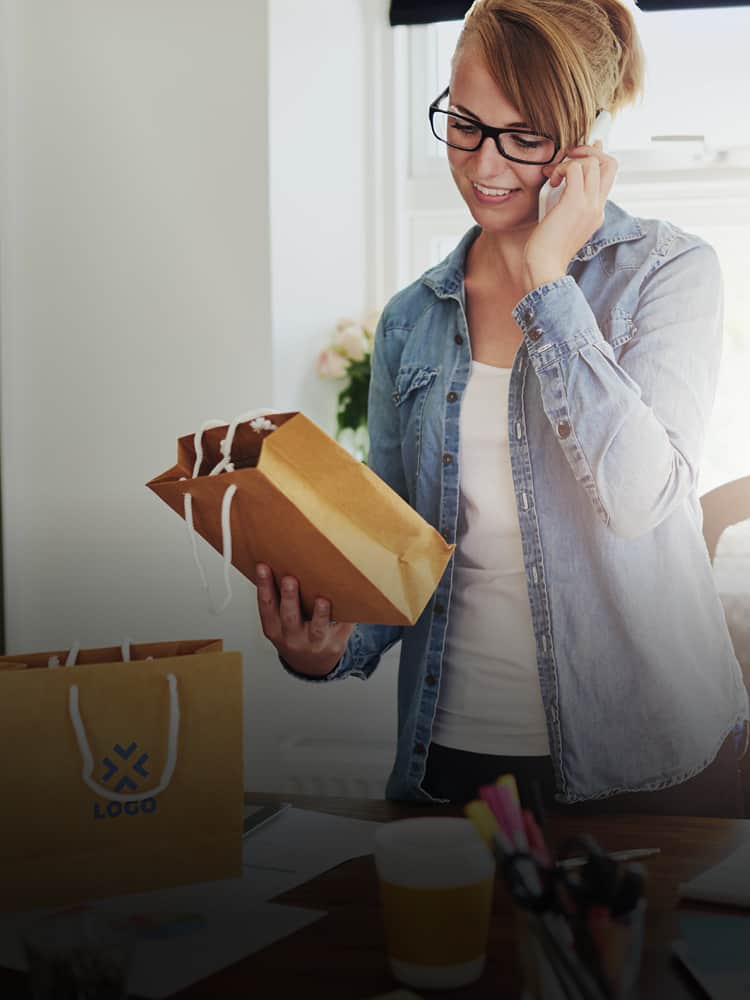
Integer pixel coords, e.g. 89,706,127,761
93,741,158,820
101,741,150,794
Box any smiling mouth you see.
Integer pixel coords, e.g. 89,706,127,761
472,182,519,196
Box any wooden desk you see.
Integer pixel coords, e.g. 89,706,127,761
205,796,749,999
2,796,748,998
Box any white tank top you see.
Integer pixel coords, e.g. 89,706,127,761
432,361,550,756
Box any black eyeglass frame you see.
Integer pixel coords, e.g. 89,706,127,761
428,87,560,166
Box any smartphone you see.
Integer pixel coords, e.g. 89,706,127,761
538,110,613,221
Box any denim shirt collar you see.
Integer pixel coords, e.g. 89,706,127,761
421,200,645,300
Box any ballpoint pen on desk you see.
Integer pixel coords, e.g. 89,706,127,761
465,775,648,1000
523,779,660,871
558,849,659,871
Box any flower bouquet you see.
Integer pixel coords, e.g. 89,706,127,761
315,312,379,463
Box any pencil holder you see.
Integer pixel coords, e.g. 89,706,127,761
518,898,647,1000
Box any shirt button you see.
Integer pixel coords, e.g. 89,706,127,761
425,674,437,687
446,391,458,403
442,454,453,466
528,327,544,342
392,391,400,403
557,420,572,439
414,741,427,755
441,529,452,542
434,601,445,616
524,308,535,325
454,334,463,345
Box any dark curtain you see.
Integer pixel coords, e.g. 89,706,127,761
389,0,747,25
639,1,748,8
389,2,472,26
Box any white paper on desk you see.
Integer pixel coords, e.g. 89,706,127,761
0,889,324,1000
127,900,323,998
242,806,382,899
678,842,750,908
0,808,380,996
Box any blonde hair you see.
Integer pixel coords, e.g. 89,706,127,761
454,0,645,152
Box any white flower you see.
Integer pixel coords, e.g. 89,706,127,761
336,425,370,463
363,309,380,336
249,417,277,433
333,323,369,362
316,347,349,378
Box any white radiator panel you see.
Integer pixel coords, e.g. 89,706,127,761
278,736,394,799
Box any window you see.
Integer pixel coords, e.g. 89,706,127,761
404,8,750,280
376,6,750,584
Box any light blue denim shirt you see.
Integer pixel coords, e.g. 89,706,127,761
291,200,749,804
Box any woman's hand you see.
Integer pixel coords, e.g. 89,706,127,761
255,563,355,677
522,141,618,294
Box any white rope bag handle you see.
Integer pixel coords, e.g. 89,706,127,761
55,641,178,802
183,409,281,614
68,672,180,803
48,639,135,669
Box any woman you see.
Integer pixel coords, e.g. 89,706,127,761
256,0,748,814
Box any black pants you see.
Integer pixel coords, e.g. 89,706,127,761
423,731,747,817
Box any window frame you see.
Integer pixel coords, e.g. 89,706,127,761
391,19,750,289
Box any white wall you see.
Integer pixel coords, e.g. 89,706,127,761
270,0,367,417
252,0,399,794
0,0,398,795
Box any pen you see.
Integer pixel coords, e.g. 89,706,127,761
522,808,553,868
557,848,660,870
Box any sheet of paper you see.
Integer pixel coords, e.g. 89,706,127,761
678,843,750,908
0,891,324,999
0,807,381,996
242,806,382,899
126,900,324,998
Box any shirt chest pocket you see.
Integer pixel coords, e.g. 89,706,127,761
392,365,439,483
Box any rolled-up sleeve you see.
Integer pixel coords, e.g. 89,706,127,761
279,619,403,683
513,240,723,538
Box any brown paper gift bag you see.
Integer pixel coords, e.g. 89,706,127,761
146,410,454,625
0,640,243,913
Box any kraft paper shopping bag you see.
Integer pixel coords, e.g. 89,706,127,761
146,410,454,625
0,640,243,912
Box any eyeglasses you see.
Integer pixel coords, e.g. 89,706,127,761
429,87,559,166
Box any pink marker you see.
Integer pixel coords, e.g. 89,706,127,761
495,783,528,854
478,784,514,852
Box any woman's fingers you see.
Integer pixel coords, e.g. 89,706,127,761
255,565,305,643
597,149,618,198
278,576,303,638
580,154,601,198
565,142,617,195
304,597,355,650
548,154,595,189
544,152,609,221
256,563,282,642
256,562,353,655
309,598,332,648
